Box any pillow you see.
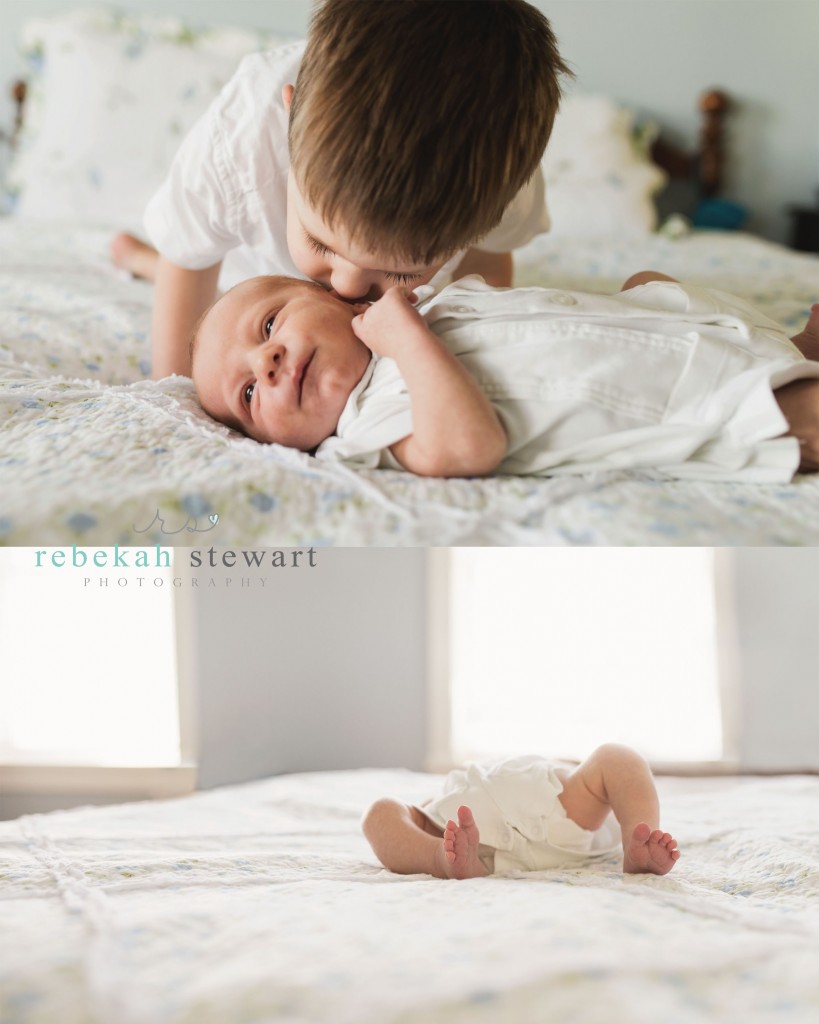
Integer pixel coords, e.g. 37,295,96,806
7,9,290,229
542,94,667,238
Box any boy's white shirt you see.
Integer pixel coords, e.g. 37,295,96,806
143,43,551,290
315,278,818,483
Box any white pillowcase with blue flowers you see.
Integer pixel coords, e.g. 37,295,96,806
7,9,289,230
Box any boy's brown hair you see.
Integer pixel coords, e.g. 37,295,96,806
289,0,572,265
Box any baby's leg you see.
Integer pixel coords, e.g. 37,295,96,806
790,304,819,361
620,270,679,291
110,233,160,281
361,798,486,879
557,744,680,875
774,378,819,471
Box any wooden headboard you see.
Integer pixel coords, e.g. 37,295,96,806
9,80,27,141
650,89,730,198
6,79,729,197
0,80,27,151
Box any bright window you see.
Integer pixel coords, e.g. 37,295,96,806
0,548,182,766
442,548,724,765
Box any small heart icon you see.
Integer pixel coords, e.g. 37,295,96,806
209,514,219,525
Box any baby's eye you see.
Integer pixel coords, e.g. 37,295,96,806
243,382,255,406
265,315,276,336
385,271,422,287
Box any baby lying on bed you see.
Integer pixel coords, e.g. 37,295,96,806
190,271,819,481
361,744,679,878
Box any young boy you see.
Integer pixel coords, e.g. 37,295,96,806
189,270,819,481
119,1,570,379
361,745,680,879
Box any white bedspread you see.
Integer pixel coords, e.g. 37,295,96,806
1,770,817,1023
2,218,819,545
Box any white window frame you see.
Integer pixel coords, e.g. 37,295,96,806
0,554,198,805
426,548,741,776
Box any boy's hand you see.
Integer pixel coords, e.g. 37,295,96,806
351,287,425,360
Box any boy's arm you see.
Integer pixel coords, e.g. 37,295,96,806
452,167,550,288
351,290,508,478
453,249,513,288
151,257,222,380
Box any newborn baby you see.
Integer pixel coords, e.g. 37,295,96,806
191,276,372,452
361,745,680,879
190,273,819,480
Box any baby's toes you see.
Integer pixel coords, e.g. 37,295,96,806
632,822,651,844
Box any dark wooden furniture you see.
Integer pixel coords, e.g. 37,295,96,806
0,80,27,150
650,89,730,198
788,206,819,253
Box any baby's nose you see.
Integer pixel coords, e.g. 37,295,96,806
254,342,286,383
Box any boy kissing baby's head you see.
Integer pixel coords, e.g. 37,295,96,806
191,276,371,448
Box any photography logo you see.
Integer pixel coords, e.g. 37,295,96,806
33,545,319,589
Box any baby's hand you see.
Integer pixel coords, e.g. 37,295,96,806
351,287,427,360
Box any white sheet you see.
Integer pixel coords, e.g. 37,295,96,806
2,219,819,545
1,770,818,1023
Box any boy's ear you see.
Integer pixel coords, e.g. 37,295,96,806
281,84,294,112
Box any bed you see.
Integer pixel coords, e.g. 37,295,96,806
2,10,819,547
2,768,818,1023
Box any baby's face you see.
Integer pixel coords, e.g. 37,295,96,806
193,276,371,448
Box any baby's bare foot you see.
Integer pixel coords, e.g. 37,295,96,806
623,822,680,875
791,304,819,361
110,232,160,281
437,805,486,880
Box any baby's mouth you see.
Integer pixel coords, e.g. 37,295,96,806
295,351,315,404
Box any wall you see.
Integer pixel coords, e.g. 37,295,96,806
188,546,819,787
0,0,309,86
2,545,816,817
543,0,818,242
731,548,819,771
189,547,428,788
1,0,816,243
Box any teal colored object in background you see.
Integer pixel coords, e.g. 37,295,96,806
693,198,748,231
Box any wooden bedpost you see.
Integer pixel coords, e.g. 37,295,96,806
10,80,27,146
649,88,731,199
698,89,730,198
1,80,27,149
